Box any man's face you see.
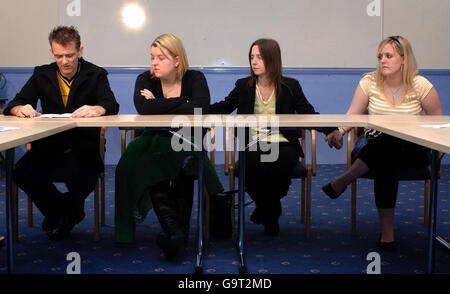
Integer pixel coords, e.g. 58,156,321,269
50,41,83,79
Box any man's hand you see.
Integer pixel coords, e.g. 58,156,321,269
324,129,343,149
10,104,41,118
71,105,106,118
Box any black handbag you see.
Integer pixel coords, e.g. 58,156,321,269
209,193,233,239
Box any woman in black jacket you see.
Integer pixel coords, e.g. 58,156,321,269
210,39,341,235
115,34,223,259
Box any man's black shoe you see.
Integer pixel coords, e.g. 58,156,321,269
42,217,58,232
48,212,85,240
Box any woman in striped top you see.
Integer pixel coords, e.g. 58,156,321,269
322,36,442,251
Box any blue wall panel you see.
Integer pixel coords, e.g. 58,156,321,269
1,67,449,165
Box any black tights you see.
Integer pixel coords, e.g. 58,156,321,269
245,142,298,221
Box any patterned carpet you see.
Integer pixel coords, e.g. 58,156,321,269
1,164,449,274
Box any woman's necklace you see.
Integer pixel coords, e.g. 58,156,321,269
256,83,274,105
389,84,403,103
162,82,181,98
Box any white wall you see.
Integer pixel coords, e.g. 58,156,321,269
57,0,381,68
383,0,450,69
0,0,450,69
0,0,449,68
0,0,58,67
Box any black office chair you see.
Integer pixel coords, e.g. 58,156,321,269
224,127,316,238
346,127,439,236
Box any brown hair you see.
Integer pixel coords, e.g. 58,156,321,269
248,39,283,97
48,26,81,50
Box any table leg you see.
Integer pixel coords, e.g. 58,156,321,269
427,150,438,273
238,149,246,274
195,145,205,274
428,151,450,272
5,148,14,274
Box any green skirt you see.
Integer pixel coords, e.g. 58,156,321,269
114,131,224,243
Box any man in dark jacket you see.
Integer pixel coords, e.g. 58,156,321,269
3,26,119,240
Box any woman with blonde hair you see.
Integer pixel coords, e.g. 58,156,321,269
115,34,224,259
323,36,442,251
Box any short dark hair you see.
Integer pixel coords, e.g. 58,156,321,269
248,39,283,97
48,26,81,50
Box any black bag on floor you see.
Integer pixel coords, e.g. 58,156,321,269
209,193,233,239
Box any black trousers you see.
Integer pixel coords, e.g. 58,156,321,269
355,133,429,208
13,150,99,222
245,142,298,222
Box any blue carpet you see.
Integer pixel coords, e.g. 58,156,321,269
1,164,449,274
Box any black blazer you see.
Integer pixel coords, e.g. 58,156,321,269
209,76,336,157
4,58,120,171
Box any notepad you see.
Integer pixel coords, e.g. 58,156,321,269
421,123,450,129
0,126,20,132
36,113,72,118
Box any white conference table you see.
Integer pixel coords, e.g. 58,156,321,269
1,114,449,274
366,116,450,273
0,120,76,273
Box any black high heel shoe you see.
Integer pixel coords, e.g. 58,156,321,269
322,182,346,199
378,234,397,252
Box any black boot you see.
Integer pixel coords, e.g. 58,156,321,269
171,174,195,242
175,196,193,242
150,190,185,259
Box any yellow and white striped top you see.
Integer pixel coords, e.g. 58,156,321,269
359,74,434,115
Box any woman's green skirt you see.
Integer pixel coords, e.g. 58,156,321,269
114,131,224,243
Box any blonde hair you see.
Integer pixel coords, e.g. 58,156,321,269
368,36,418,95
150,34,189,80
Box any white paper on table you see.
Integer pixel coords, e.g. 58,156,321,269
420,123,450,129
36,113,72,118
0,126,20,132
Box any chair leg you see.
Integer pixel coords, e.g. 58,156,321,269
12,183,18,242
101,173,106,226
351,180,357,236
94,181,100,242
305,167,312,238
424,179,430,227
300,178,305,224
229,168,236,236
121,130,127,155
